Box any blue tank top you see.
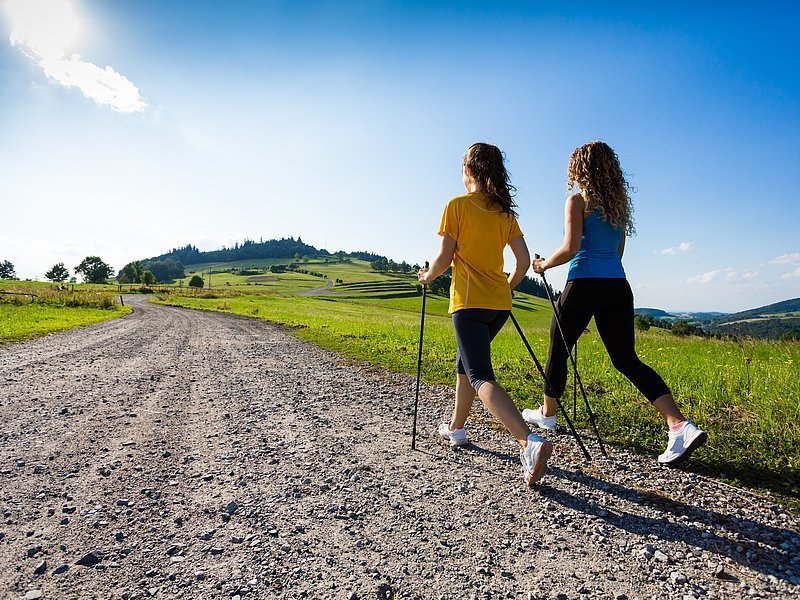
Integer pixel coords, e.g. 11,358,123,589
567,209,626,280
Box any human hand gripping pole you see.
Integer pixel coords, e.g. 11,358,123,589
411,261,429,450
534,254,608,457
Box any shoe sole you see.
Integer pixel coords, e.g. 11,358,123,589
662,431,708,467
525,441,553,486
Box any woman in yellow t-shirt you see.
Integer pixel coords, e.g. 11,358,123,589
418,143,552,487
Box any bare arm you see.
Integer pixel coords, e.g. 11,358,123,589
533,194,585,272
507,235,531,290
418,234,456,285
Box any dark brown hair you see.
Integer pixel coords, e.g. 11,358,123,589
463,143,518,216
567,141,635,235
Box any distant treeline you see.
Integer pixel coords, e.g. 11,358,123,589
712,318,800,341
118,259,185,284
515,275,559,302
143,238,406,270
147,238,320,265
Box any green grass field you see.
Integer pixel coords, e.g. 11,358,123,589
155,259,800,500
0,303,131,342
0,281,131,342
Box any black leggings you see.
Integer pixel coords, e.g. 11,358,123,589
453,309,510,391
544,278,670,402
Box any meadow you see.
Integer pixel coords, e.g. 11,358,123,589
155,259,800,500
0,281,131,342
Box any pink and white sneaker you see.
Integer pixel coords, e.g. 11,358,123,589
658,421,707,466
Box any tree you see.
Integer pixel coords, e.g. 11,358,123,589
672,320,693,336
44,262,70,282
141,270,157,286
0,260,17,280
634,316,651,331
188,275,204,288
118,261,144,284
74,256,114,283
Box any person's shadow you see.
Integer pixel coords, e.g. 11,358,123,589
539,465,798,581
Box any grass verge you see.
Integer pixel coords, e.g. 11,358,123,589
0,303,131,343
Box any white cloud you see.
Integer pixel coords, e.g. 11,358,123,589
781,267,800,280
688,267,758,284
687,269,722,284
6,0,147,112
658,242,693,255
769,253,800,265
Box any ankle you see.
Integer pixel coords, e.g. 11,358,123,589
669,420,686,432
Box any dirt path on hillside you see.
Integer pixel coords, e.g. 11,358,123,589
297,278,334,296
0,297,798,600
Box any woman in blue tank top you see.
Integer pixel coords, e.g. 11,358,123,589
523,141,707,466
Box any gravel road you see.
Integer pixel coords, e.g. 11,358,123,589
0,297,798,600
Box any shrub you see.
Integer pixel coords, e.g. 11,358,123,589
634,316,651,331
188,275,204,288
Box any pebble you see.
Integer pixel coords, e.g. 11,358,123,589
226,500,238,515
75,551,103,566
24,591,42,600
671,571,688,585
34,560,46,575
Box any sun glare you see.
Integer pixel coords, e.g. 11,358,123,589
6,0,82,59
4,0,146,112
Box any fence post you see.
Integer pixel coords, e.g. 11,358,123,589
120,295,124,306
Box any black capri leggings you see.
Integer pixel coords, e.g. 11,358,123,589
453,308,510,391
544,278,670,403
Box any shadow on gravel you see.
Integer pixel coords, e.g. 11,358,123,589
540,466,799,581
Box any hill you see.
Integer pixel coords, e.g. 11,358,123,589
712,297,800,324
706,297,800,340
134,237,559,301
143,238,398,268
634,307,674,319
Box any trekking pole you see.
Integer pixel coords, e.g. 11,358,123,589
573,341,578,420
535,255,607,457
411,261,429,450
508,312,591,462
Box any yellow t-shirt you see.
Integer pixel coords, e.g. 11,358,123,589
438,191,523,313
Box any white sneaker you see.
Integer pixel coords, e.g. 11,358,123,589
437,422,469,447
522,406,557,430
658,421,707,466
520,433,553,486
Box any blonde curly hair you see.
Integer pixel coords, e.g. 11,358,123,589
567,141,635,236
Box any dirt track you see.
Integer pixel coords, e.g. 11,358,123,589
0,297,798,599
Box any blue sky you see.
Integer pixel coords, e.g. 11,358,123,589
1,0,798,311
